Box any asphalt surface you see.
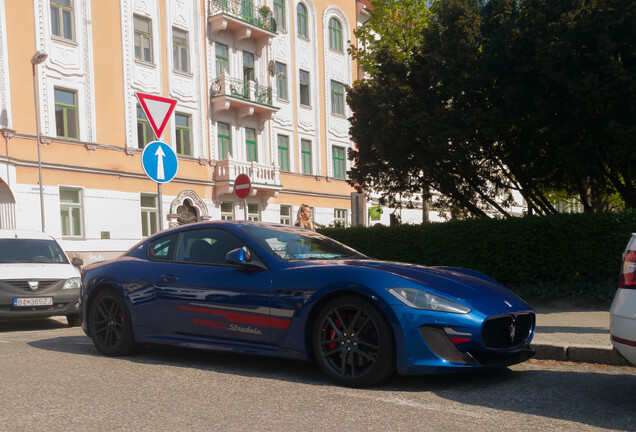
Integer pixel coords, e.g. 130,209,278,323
532,306,632,366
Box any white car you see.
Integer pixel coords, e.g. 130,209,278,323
0,229,83,326
610,233,636,366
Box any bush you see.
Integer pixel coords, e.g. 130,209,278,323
318,211,636,302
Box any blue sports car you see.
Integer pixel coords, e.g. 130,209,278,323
80,221,535,386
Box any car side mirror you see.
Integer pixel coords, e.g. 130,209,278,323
226,248,250,265
72,257,84,268
226,248,266,270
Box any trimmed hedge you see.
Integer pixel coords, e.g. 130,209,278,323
318,211,636,302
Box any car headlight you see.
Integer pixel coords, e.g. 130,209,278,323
63,277,80,290
387,287,470,314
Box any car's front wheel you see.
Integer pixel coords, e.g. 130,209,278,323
312,295,394,387
88,288,138,356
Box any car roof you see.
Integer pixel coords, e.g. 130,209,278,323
0,229,55,240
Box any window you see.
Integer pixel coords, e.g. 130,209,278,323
280,204,292,225
245,128,257,162
172,28,189,73
59,187,83,237
331,80,345,115
137,104,154,149
140,194,158,237
241,0,253,21
297,4,308,38
333,146,346,179
334,208,348,228
215,43,229,76
278,134,290,172
301,139,312,174
221,201,234,220
243,51,255,83
54,88,78,140
148,234,176,261
134,15,153,63
299,70,310,106
248,203,260,221
274,0,285,30
51,0,74,40
217,122,232,159
175,228,247,265
276,62,287,100
329,18,343,52
175,113,192,156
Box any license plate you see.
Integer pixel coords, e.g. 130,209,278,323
13,297,53,307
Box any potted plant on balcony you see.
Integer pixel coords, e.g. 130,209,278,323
259,5,271,16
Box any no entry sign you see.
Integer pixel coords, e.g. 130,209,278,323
234,174,252,199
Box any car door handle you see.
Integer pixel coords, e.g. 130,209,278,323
160,274,178,282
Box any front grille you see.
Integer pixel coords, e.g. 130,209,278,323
1,279,62,292
482,313,535,349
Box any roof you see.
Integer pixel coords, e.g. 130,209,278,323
0,229,55,240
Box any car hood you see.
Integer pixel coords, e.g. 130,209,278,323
343,260,515,300
0,263,79,280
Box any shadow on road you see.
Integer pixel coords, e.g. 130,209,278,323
0,317,69,332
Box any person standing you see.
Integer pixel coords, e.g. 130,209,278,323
294,204,315,231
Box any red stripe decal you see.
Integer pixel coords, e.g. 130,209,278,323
611,334,636,347
178,305,291,329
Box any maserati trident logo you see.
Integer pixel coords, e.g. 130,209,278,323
28,281,39,291
508,319,517,342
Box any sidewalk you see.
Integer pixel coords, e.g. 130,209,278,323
531,307,632,366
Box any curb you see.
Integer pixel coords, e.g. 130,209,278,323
532,343,632,366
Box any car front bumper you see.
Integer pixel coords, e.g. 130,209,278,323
0,289,80,319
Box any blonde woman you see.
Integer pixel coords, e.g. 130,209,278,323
294,204,315,231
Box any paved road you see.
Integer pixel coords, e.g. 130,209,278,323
1,319,635,432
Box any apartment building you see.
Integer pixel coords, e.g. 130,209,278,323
0,0,381,262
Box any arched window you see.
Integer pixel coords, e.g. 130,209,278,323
328,17,342,52
297,3,308,38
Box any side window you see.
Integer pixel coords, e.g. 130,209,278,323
148,234,176,261
175,229,247,265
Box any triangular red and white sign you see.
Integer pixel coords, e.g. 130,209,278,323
136,92,177,139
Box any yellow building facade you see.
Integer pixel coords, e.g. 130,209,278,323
0,0,373,262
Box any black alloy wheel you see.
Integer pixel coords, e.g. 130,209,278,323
313,295,394,387
88,288,138,356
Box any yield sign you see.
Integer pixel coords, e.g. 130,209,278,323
136,92,177,139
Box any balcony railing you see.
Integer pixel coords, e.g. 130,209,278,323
215,157,282,198
211,76,273,106
208,0,276,34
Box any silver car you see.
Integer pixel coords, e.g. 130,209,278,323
0,229,83,326
609,233,636,366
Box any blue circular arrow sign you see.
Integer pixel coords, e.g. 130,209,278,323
141,141,179,183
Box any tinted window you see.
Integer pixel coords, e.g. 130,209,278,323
0,239,69,264
147,235,176,262
175,229,247,265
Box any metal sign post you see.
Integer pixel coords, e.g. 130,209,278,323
136,92,178,232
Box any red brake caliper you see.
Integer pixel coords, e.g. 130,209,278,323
328,316,344,350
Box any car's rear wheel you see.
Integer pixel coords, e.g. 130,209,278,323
66,313,82,327
312,295,394,387
88,288,137,356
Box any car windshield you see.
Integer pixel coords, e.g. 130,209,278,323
0,239,69,264
240,225,367,261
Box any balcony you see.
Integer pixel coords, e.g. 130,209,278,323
214,156,282,199
210,75,279,125
208,0,277,47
